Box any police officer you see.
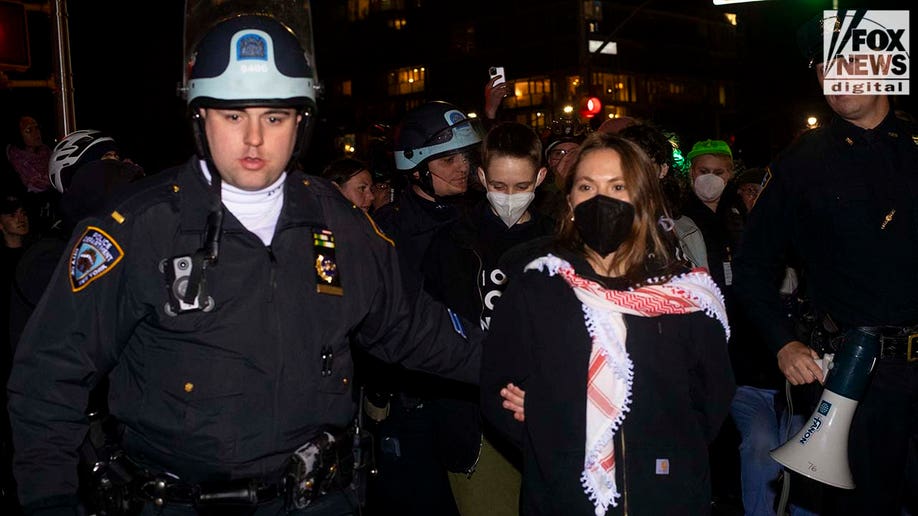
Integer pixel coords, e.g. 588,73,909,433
366,101,483,515
7,14,479,516
375,100,484,295
734,10,918,515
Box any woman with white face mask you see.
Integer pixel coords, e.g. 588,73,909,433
422,122,555,516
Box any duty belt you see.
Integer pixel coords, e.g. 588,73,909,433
141,477,286,508
857,326,918,362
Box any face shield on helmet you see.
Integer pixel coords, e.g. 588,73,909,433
49,130,119,193
393,101,483,198
394,102,484,172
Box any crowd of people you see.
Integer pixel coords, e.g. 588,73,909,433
0,8,916,516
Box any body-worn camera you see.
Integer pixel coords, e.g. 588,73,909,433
159,255,215,316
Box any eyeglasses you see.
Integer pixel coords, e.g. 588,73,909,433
548,148,572,161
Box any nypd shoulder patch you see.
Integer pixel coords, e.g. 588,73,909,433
69,227,125,292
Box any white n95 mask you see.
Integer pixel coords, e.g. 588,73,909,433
486,192,535,228
693,174,726,202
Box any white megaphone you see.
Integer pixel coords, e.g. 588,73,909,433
770,329,879,489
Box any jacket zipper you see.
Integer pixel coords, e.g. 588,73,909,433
266,245,278,303
463,246,485,477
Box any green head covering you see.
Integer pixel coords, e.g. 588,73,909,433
686,139,732,162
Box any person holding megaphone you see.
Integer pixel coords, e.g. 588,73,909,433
734,10,918,516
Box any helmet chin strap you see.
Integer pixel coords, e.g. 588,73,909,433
186,110,226,305
410,163,470,205
409,166,438,200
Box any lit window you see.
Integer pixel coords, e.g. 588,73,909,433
388,66,426,95
503,77,551,109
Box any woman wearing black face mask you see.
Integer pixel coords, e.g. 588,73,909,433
480,133,735,516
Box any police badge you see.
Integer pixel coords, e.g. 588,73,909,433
314,229,343,296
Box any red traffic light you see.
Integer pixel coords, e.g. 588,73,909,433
580,96,602,118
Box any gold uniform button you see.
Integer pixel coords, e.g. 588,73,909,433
184,382,194,393
172,184,180,192
342,377,349,385
303,179,311,186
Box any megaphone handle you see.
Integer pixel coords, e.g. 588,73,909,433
823,329,880,401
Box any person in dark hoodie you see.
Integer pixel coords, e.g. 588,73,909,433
8,129,144,351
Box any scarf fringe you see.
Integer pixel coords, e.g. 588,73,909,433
581,469,620,516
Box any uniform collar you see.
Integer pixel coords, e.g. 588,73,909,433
176,158,324,234
829,109,903,148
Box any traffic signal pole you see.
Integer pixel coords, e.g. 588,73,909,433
52,0,75,137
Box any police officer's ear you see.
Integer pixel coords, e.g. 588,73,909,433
477,166,487,188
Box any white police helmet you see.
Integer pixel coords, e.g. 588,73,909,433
49,130,118,193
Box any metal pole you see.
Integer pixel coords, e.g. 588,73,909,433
579,0,589,99
51,0,76,138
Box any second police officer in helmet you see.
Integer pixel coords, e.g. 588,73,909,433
375,101,484,294
367,101,484,514
7,14,480,516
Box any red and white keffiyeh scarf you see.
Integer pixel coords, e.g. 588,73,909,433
525,254,729,516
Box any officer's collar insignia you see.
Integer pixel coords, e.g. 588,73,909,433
844,137,854,146
69,227,124,292
314,229,343,296
237,33,268,61
912,135,918,146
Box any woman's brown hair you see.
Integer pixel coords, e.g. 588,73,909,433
557,132,680,283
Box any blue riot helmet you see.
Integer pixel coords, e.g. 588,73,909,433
393,101,483,198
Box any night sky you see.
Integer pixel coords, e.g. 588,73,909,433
3,0,915,174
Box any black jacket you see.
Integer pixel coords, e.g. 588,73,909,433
682,186,784,387
734,112,918,355
7,159,481,511
481,250,734,516
423,200,555,328
373,189,462,299
420,201,554,471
